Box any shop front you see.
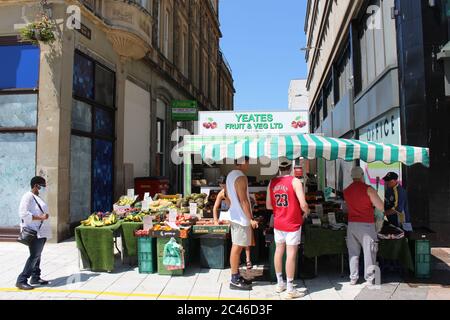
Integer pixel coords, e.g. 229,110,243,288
0,40,40,240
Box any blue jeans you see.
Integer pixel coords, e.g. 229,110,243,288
17,237,46,284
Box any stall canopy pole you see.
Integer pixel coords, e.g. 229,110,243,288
184,152,192,196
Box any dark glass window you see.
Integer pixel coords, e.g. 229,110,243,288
70,50,115,215
71,99,92,132
92,139,114,212
73,52,94,100
95,108,114,137
95,64,115,108
0,44,40,90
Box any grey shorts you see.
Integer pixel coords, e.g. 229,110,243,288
230,222,252,247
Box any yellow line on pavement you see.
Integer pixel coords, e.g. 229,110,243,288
0,288,268,300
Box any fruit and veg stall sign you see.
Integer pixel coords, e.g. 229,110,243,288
198,111,309,135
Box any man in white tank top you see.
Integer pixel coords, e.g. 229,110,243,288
226,156,258,290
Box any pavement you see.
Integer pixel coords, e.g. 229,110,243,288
0,240,449,300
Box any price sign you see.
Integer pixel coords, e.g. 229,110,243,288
315,204,324,218
142,200,151,211
328,212,337,225
144,192,151,201
143,216,153,231
312,217,322,226
169,209,178,222
189,203,198,217
127,189,135,198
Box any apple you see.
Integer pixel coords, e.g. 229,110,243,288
292,121,298,128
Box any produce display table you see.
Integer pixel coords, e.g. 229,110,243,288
121,222,144,257
75,221,123,272
378,238,414,272
303,225,347,276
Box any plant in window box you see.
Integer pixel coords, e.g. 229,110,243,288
20,15,56,45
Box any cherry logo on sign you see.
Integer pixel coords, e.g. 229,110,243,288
291,116,307,129
202,117,217,130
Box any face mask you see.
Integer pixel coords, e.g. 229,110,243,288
38,185,48,199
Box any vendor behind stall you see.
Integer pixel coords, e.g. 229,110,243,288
383,172,412,232
343,167,385,286
213,176,231,224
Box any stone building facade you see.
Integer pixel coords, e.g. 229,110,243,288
0,0,235,241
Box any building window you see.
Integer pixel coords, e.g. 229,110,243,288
0,44,40,90
354,0,396,94
202,53,208,96
335,46,352,104
163,9,170,58
192,43,199,87
323,78,333,119
179,30,188,77
0,41,39,228
70,51,115,220
156,118,164,176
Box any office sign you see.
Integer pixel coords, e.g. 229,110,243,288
171,100,198,121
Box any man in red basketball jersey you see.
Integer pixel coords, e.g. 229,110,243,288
266,157,310,299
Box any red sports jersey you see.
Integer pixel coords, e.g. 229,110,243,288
269,176,303,232
343,181,375,223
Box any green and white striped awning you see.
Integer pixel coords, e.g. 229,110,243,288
178,134,430,167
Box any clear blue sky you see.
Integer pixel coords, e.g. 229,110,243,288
219,0,308,111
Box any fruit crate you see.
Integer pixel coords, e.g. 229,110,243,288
137,237,157,274
157,237,190,276
192,225,230,234
415,240,431,279
199,237,229,269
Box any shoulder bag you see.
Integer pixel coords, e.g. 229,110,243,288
17,196,45,246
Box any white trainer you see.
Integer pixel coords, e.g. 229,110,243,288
275,283,286,293
285,290,305,300
350,279,358,285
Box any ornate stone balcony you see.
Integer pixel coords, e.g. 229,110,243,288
79,0,153,60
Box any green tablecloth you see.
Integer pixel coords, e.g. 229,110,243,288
121,222,143,257
378,238,414,272
303,226,414,272
75,221,122,272
303,225,347,258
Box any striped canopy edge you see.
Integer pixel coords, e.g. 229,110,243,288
176,134,430,168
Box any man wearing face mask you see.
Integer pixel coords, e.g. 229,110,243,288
16,176,52,290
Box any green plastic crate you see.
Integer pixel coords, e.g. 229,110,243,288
157,237,190,276
200,238,229,269
269,241,298,282
137,237,156,274
415,240,431,279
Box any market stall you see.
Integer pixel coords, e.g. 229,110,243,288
177,126,430,278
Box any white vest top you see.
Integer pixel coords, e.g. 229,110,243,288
226,170,251,227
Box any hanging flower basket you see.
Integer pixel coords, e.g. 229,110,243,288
20,15,56,45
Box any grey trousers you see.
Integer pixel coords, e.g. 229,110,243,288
346,222,378,282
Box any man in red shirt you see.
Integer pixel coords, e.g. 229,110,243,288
266,157,310,299
343,167,384,286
